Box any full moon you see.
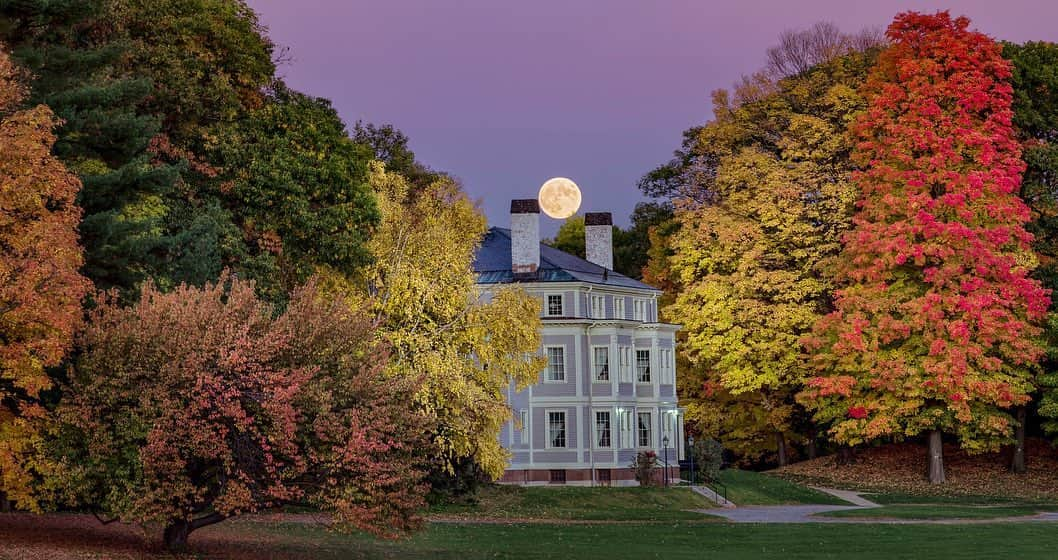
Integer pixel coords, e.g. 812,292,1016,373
538,177,582,219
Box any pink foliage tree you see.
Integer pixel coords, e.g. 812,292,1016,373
59,275,428,549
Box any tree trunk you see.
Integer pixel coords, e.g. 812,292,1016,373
836,445,855,466
162,513,226,551
1011,405,1027,474
162,520,190,551
806,428,818,460
927,429,946,484
776,432,789,467
0,491,11,513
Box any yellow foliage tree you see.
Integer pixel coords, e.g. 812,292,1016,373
660,49,877,464
330,163,544,480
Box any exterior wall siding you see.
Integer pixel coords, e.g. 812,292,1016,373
592,384,612,397
490,280,681,485
534,450,579,463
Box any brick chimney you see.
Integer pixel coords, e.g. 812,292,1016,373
511,199,540,277
585,212,613,270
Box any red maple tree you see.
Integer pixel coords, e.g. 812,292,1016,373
0,50,90,510
799,12,1050,483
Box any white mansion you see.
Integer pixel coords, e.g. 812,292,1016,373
473,199,683,485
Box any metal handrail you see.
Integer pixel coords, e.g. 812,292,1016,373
707,478,728,506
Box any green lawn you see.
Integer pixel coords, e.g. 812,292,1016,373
865,491,1056,506
716,469,849,505
220,520,1058,559
430,484,716,521
818,504,1053,520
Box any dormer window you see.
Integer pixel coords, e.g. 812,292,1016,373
546,294,563,316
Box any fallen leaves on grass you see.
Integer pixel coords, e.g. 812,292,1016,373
775,439,1058,501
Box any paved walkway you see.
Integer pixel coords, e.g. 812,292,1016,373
702,504,864,523
810,486,880,507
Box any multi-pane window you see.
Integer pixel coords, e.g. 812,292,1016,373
614,297,625,319
633,299,646,321
546,347,565,381
547,294,563,316
595,411,612,448
659,349,674,384
593,346,609,381
548,411,566,448
519,409,529,445
636,349,651,383
620,410,634,448
619,346,633,383
637,411,652,448
590,295,605,318
661,410,675,447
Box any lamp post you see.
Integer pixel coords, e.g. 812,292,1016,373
688,435,695,486
662,435,670,487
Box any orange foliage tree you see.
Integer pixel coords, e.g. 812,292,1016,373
0,49,89,511
799,12,1050,483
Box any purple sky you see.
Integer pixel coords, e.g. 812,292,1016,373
247,0,1058,236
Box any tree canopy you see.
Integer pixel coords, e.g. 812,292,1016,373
331,163,545,481
57,275,427,549
799,12,1048,482
638,36,876,464
1003,41,1058,436
0,49,90,511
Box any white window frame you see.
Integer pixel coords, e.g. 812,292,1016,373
546,409,567,449
614,297,625,320
592,346,610,382
636,349,651,383
633,298,646,321
590,294,605,319
519,409,529,445
545,293,564,317
637,411,652,449
544,345,566,382
661,410,675,447
618,346,632,383
594,410,612,448
619,410,634,448
660,348,673,384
